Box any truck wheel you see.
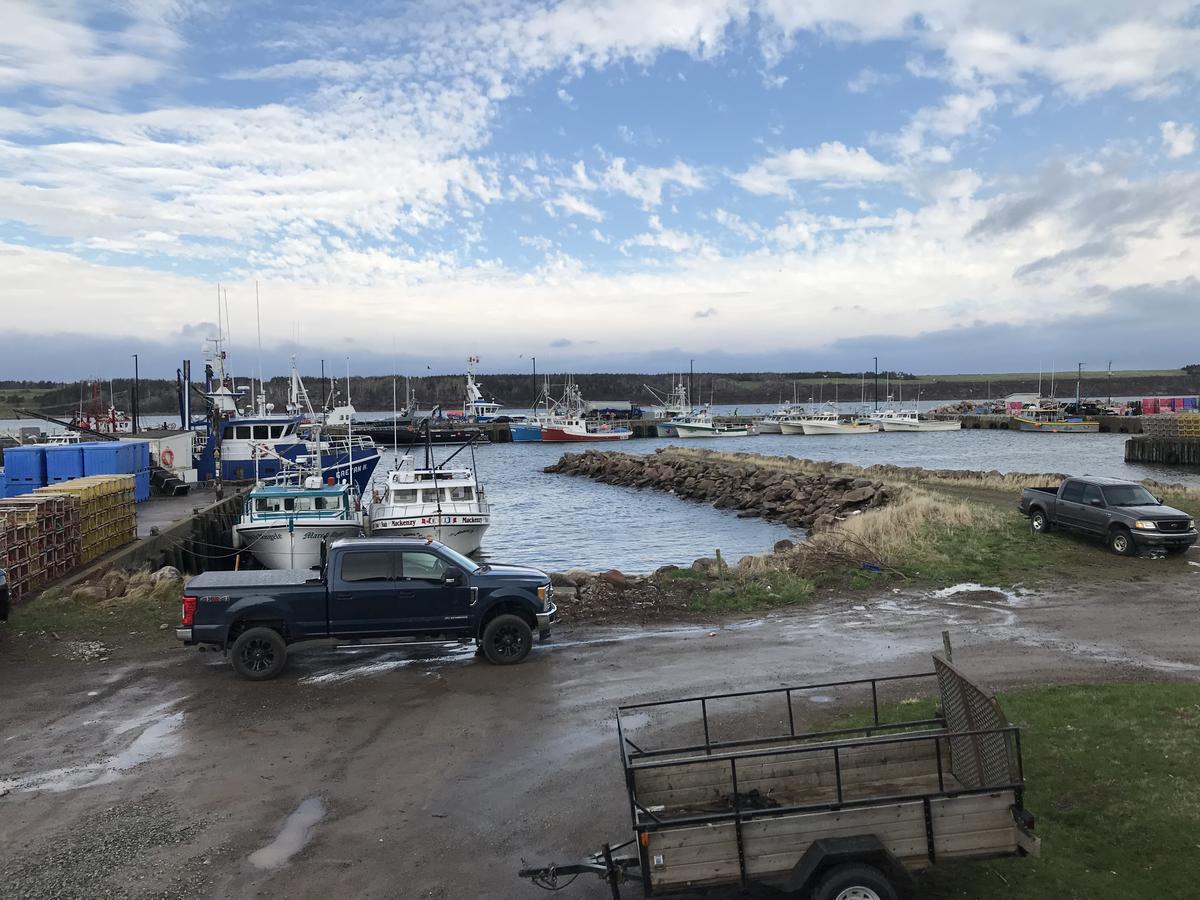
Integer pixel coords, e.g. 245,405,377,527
1029,509,1051,535
481,614,533,665
230,627,288,680
1108,527,1135,557
811,863,898,900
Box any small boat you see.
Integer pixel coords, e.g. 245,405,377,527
778,405,839,435
800,419,880,435
541,415,632,442
367,454,491,554
233,476,364,570
878,410,962,432
670,410,755,438
646,379,694,437
509,419,544,442
1011,412,1099,433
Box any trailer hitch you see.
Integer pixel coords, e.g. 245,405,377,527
519,841,639,897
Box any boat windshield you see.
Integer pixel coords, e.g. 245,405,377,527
438,543,481,573
1101,484,1160,507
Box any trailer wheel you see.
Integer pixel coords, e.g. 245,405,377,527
811,863,898,900
481,614,532,665
230,627,288,680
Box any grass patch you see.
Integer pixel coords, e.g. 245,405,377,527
690,572,816,613
916,682,1200,898
658,567,708,584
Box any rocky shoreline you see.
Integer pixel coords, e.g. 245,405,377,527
544,448,897,533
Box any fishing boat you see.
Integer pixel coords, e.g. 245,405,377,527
463,356,502,422
540,381,632,442
800,418,880,435
878,410,962,432
1011,407,1099,433
232,475,364,570
510,377,559,442
646,379,694,437
367,452,491,555
670,410,755,438
757,404,807,434
778,405,839,435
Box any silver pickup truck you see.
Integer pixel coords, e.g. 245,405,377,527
1020,476,1197,556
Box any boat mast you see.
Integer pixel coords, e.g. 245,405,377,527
345,357,353,487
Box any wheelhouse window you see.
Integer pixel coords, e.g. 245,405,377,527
340,552,393,583
253,425,270,440
223,426,235,440
448,486,473,501
270,425,286,438
421,489,443,503
391,489,419,503
235,426,252,440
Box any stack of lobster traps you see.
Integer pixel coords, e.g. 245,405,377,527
0,492,82,603
34,475,136,565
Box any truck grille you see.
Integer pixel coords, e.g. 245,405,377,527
1158,520,1190,533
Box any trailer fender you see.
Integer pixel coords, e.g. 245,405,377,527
782,835,913,897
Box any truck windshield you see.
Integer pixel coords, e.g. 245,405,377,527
1102,484,1159,506
438,544,481,573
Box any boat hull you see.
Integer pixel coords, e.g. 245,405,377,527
800,422,880,435
1012,417,1100,433
756,420,783,434
672,424,752,438
778,421,809,435
233,521,363,570
541,426,631,442
509,423,543,442
369,515,490,555
655,422,678,437
879,419,962,432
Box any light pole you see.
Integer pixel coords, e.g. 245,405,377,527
131,353,140,433
873,356,879,411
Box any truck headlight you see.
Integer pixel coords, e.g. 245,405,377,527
1190,519,1196,530
1133,520,1158,530
537,584,549,607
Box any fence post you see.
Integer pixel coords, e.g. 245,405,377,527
941,629,953,661
715,548,725,588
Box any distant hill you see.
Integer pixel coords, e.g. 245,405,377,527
3,368,1197,419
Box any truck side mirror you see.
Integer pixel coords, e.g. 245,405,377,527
1090,498,1104,507
443,571,462,585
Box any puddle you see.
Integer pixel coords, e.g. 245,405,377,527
249,797,326,869
929,583,1025,604
299,646,477,685
0,709,185,794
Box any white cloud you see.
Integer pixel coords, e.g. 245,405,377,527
1161,121,1196,158
599,158,705,208
1012,94,1043,117
847,67,896,93
545,192,604,221
734,142,897,195
895,90,996,159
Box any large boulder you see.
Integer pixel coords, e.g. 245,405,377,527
691,557,720,577
599,569,631,590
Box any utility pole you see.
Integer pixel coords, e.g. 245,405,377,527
873,356,879,411
689,359,694,408
131,353,140,433
1076,362,1084,411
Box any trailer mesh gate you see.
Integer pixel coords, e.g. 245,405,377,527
935,655,1020,789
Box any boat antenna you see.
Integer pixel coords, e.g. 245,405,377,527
345,356,353,487
392,374,399,461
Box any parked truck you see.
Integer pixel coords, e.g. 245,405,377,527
177,537,556,680
520,655,1038,898
1019,476,1196,556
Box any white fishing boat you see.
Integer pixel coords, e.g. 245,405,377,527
232,476,364,570
801,419,880,435
540,381,632,442
778,404,838,435
463,356,502,422
757,404,806,434
646,379,694,437
670,410,755,438
878,410,962,432
367,454,491,554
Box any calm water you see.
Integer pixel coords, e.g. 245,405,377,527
6,413,1199,575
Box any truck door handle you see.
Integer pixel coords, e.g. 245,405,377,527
397,591,415,600
334,592,353,601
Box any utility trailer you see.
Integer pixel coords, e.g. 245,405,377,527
521,655,1039,898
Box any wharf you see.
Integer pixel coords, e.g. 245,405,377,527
481,416,759,442
1124,437,1200,468
949,414,1142,433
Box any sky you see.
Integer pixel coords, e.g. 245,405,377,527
1,0,1198,379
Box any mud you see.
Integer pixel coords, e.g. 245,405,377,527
1,573,1199,899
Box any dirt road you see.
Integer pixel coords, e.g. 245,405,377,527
2,574,1198,899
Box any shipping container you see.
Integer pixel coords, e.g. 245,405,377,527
1142,398,1158,414
1184,397,1199,410
134,470,151,503
82,442,124,476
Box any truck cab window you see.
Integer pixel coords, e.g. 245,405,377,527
1082,484,1104,506
401,552,449,582
340,552,393,583
1061,480,1085,503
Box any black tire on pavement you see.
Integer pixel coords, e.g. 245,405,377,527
230,626,288,681
810,863,899,900
481,614,533,665
1108,527,1135,557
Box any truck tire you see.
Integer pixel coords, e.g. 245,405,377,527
230,627,288,680
480,614,533,665
811,863,899,900
1108,527,1135,557
1029,508,1051,535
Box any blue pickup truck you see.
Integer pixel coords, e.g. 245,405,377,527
177,538,557,680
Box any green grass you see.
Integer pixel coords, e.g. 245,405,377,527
915,682,1200,898
690,572,816,612
1,580,181,650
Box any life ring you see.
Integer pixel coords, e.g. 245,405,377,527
161,448,175,466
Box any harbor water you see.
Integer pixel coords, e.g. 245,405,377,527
5,413,1199,574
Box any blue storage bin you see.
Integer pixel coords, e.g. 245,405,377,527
135,469,151,503
2,446,47,484
82,442,124,476
45,445,86,482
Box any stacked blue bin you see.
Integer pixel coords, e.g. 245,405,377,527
80,440,152,503
1,446,47,497
45,444,86,483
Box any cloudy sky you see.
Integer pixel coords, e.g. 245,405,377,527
1,0,1198,379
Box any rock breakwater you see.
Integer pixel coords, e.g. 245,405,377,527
545,449,897,532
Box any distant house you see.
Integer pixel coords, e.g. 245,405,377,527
1004,392,1040,415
